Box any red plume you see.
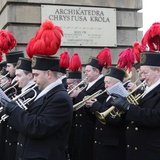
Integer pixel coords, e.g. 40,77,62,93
60,51,70,69
0,30,17,53
141,22,160,51
117,48,135,72
132,41,145,63
69,53,82,71
26,20,63,58
96,48,112,69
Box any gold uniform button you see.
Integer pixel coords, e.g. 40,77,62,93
75,124,78,127
94,141,97,144
100,128,102,131
131,121,134,124
127,126,129,129
80,125,82,127
127,145,130,148
75,114,78,117
95,127,97,130
80,114,82,116
135,147,138,150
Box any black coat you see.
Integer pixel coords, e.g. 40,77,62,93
90,98,126,160
72,76,108,160
7,84,73,160
4,84,40,160
125,84,160,160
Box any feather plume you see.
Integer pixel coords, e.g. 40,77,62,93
69,53,82,71
60,51,70,69
26,20,63,58
141,22,160,51
117,48,135,72
0,30,17,53
132,41,145,63
96,48,112,69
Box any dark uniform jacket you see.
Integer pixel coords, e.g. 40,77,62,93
72,76,107,160
125,84,160,160
7,84,73,160
4,83,40,160
90,98,126,160
0,80,21,160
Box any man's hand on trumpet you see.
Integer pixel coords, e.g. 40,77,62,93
85,98,97,108
69,86,81,98
110,94,131,112
0,98,18,115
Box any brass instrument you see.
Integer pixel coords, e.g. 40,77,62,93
95,81,146,124
0,84,38,122
73,89,106,111
0,72,9,80
68,77,87,95
4,82,18,94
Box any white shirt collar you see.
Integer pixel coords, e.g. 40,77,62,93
21,81,36,93
59,75,66,81
86,74,104,91
34,79,62,101
142,78,160,97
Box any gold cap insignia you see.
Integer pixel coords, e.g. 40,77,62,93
32,57,37,68
140,53,146,64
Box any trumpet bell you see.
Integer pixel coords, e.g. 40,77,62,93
95,111,107,125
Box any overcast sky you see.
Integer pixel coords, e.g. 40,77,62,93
142,0,160,33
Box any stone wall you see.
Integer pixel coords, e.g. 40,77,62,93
0,0,143,69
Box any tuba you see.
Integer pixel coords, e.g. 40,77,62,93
0,84,38,122
95,81,146,124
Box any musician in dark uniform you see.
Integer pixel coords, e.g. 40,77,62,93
5,51,24,96
58,51,70,89
111,51,160,160
0,51,24,160
4,57,40,160
0,20,73,160
70,55,109,160
66,53,84,160
85,66,127,160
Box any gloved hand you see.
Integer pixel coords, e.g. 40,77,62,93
111,94,131,112
1,98,18,115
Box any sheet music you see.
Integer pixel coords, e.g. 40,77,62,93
0,88,11,102
107,82,129,97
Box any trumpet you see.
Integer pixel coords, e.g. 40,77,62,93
0,72,9,80
0,84,38,123
4,82,18,94
68,77,87,95
95,81,146,124
73,89,106,111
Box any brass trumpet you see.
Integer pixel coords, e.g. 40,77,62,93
0,84,38,122
4,82,18,94
68,77,87,95
95,81,146,124
73,89,106,111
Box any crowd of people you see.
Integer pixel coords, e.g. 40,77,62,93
0,20,160,160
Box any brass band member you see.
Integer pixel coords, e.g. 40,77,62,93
111,51,160,160
85,66,127,160
4,57,39,160
70,48,111,160
0,20,73,160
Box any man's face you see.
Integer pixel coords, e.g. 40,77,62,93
15,69,31,88
6,63,15,78
84,65,99,82
104,76,119,89
32,69,49,90
140,66,160,87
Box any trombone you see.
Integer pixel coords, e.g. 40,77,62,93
73,89,106,111
0,84,38,122
68,77,87,95
95,81,146,124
